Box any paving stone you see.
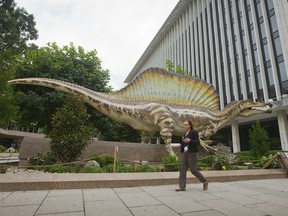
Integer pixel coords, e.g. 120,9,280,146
117,191,161,207
253,187,288,199
157,195,209,214
0,192,11,201
247,202,288,216
181,189,220,201
188,183,229,193
215,184,263,196
0,205,39,216
113,187,143,193
48,189,82,197
85,199,133,216
36,212,85,216
251,194,288,208
36,194,83,215
198,199,265,216
83,188,118,202
180,209,225,216
140,185,179,197
0,190,48,206
211,191,265,205
130,204,179,216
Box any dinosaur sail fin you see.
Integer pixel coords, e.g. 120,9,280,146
110,68,219,110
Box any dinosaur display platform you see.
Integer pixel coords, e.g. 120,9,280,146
9,68,273,156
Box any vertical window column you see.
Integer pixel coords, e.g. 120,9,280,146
207,0,217,89
225,0,239,100
212,0,225,109
218,0,231,104
240,0,257,100
251,0,269,101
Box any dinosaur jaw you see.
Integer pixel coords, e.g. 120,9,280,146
240,103,272,117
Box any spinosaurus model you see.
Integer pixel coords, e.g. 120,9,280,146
9,68,272,157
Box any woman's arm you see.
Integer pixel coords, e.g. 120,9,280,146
186,131,200,146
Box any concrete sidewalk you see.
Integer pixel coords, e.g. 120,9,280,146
1,178,288,216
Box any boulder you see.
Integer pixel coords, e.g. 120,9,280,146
85,160,100,168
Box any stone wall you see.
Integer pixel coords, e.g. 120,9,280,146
18,137,182,166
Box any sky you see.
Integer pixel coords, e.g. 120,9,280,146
16,0,179,90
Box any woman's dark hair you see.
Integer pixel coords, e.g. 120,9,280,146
185,120,193,130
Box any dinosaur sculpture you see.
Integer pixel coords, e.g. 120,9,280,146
9,68,272,157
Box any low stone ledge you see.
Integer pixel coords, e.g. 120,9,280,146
0,169,286,191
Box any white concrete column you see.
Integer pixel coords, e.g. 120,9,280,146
277,110,288,151
225,0,239,100
232,0,248,100
240,0,258,101
231,121,241,153
261,1,281,100
212,0,224,109
251,1,269,102
207,0,217,88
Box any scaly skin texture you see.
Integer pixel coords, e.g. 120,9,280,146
9,68,272,157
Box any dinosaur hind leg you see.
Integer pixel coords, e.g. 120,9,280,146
159,122,178,158
199,139,217,154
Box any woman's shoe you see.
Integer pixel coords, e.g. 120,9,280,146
175,188,186,191
203,182,208,191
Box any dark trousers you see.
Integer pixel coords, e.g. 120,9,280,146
179,152,207,189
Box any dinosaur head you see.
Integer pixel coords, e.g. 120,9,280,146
236,100,272,117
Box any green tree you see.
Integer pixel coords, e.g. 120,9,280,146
0,0,38,126
249,121,270,158
14,42,140,142
14,42,111,129
49,95,94,162
164,59,195,76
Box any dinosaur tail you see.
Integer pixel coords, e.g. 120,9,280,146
8,78,112,116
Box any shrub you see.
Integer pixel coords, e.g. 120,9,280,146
212,153,232,170
49,165,71,173
253,154,281,168
92,154,114,167
161,155,180,171
0,145,6,152
79,166,104,173
103,164,114,173
0,167,7,174
249,121,270,158
48,95,95,162
117,165,134,173
198,155,214,167
137,165,157,172
29,151,57,166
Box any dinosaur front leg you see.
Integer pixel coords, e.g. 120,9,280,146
160,126,177,158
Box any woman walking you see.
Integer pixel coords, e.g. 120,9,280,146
176,120,208,191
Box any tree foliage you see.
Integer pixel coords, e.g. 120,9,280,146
48,95,94,162
0,0,38,126
164,59,198,78
14,42,111,129
249,121,270,158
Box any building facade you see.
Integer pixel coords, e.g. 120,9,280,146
125,0,288,152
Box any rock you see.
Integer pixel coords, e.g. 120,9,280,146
85,160,100,168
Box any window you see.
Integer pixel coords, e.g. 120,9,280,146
265,0,274,12
270,15,278,33
267,67,275,86
263,43,270,61
279,61,288,81
260,22,266,39
274,37,283,56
